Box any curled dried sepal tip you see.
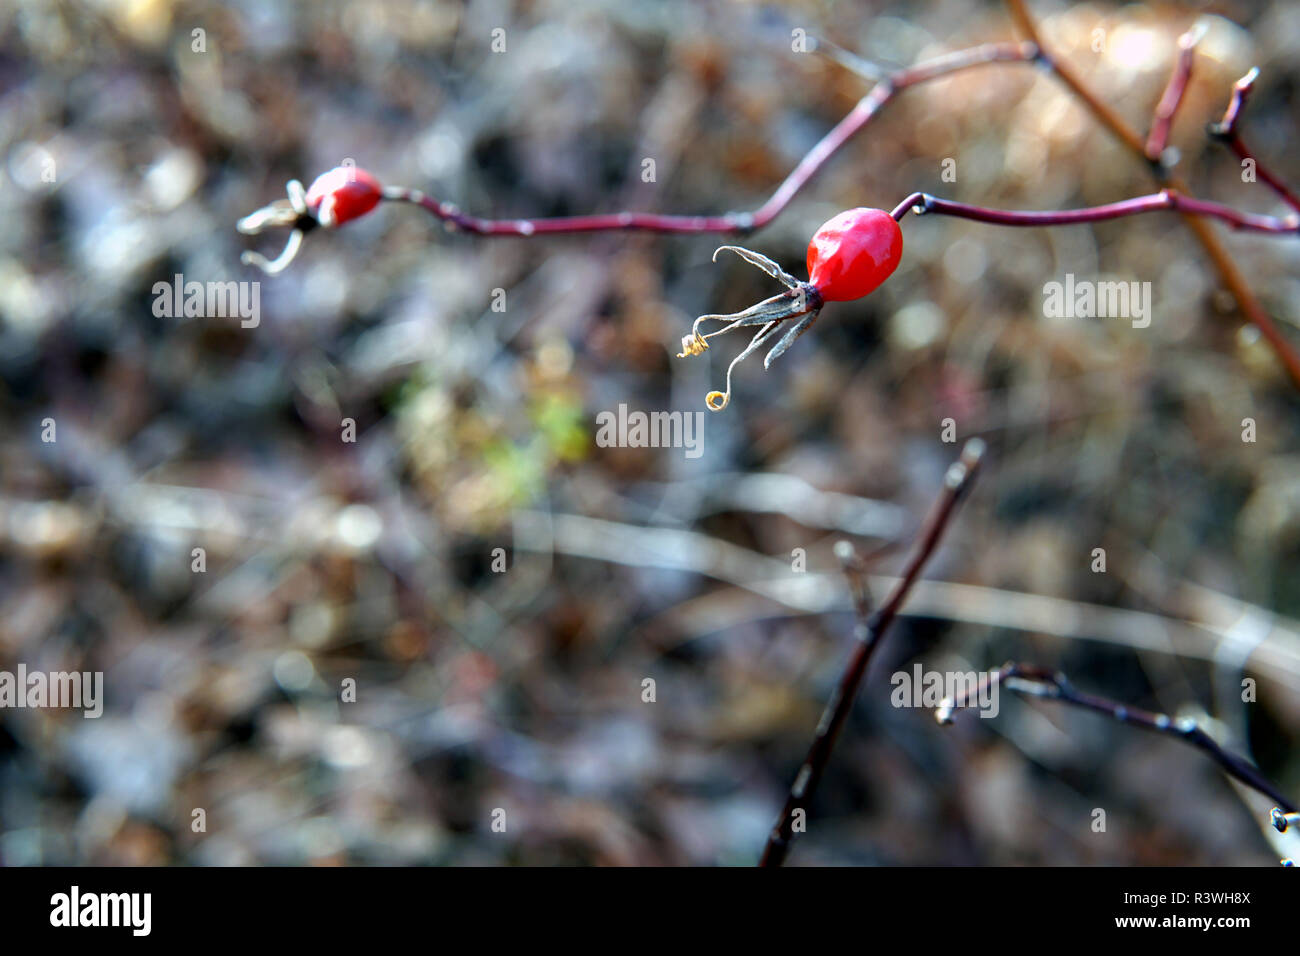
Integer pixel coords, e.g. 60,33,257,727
677,331,708,358
712,244,802,287
239,229,304,276
237,179,309,276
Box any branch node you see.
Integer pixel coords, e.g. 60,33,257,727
727,211,757,235
1272,808,1300,833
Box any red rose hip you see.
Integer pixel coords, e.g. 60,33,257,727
305,166,384,228
806,207,903,302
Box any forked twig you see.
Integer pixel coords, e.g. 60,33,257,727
1207,68,1300,215
937,662,1297,815
1005,0,1300,390
378,42,1040,237
758,439,985,867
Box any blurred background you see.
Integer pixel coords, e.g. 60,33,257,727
2,0,1299,865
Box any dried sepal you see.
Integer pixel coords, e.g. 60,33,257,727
678,243,822,411
238,180,312,275
707,319,780,412
763,310,817,368
240,228,305,276
712,245,801,289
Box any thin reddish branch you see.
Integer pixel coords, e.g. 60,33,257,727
1145,24,1205,162
1005,0,1300,390
382,188,741,236
939,662,1297,815
241,39,1036,264
1208,68,1300,215
1212,68,1256,137
378,42,1038,238
1215,138,1300,214
758,439,984,868
890,188,1299,234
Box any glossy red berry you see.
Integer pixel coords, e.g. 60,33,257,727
806,207,903,302
305,166,384,228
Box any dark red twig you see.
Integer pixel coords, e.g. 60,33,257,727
1211,68,1256,138
758,439,985,867
378,42,1039,238
938,662,1297,815
890,188,1300,234
1145,24,1204,162
1208,68,1300,215
389,169,1300,255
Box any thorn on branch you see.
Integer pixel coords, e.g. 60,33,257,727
726,211,757,235
833,539,874,625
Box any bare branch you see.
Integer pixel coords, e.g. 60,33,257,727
892,188,1299,234
1006,0,1300,390
1208,68,1300,215
937,662,1297,814
1145,23,1206,163
758,439,985,867
378,42,1038,238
